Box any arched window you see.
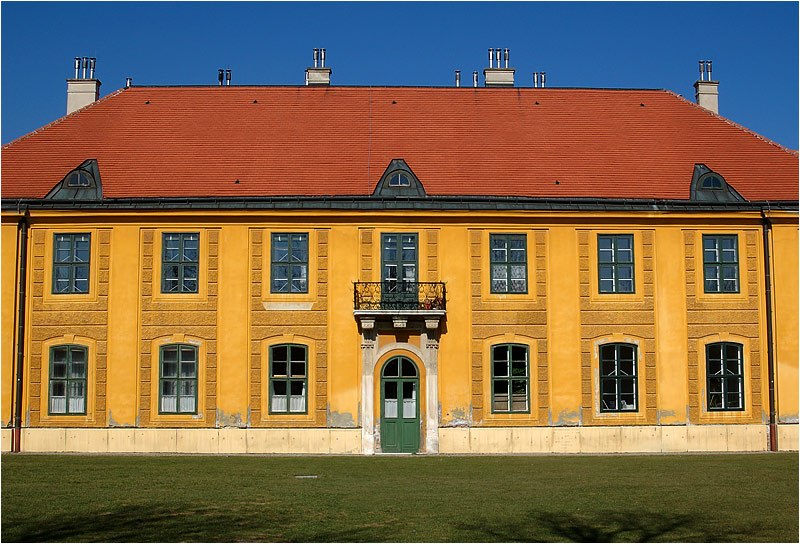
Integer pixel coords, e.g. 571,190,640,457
159,344,198,414
49,345,87,415
65,169,93,187
388,172,411,187
599,343,637,412
706,342,744,411
270,344,308,413
491,344,529,413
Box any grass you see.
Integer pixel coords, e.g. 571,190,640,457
1,453,797,542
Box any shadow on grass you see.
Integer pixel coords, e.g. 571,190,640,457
5,504,285,542
457,510,756,542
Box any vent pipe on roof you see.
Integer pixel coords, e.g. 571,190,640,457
533,72,539,88
125,77,132,88
484,47,514,87
455,70,461,87
306,48,332,86
694,59,719,114
218,69,224,86
225,69,231,86
473,71,478,87
541,72,546,88
67,55,101,114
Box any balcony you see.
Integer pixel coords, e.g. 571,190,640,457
353,281,446,330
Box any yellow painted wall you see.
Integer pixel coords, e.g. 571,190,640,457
2,222,19,427
1,209,797,454
772,221,799,423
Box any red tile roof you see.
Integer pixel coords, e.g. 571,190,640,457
2,86,797,201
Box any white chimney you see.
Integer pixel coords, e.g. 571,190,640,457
305,48,332,86
66,56,101,115
694,60,719,114
483,48,514,87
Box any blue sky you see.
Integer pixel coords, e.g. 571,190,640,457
2,1,798,148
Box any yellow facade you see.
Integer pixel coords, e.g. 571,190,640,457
1,208,797,453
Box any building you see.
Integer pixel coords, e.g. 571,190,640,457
1,53,797,454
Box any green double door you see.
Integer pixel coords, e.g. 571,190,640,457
380,356,420,453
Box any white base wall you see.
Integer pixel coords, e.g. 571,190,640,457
20,428,362,454
439,424,776,454
10,424,796,454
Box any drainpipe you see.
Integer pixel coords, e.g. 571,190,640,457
12,208,29,453
761,210,777,452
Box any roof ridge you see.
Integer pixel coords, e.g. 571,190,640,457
664,89,799,157
2,87,128,150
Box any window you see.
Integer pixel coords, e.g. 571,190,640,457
162,233,199,293
599,343,637,412
598,234,634,293
388,172,411,187
706,342,744,411
65,170,92,187
703,235,739,293
271,233,309,293
701,174,724,190
270,344,307,413
490,234,527,293
491,344,529,413
159,344,197,414
49,345,87,414
53,233,90,294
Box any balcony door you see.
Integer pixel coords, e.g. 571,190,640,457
381,233,417,309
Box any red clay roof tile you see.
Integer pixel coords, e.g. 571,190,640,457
2,86,797,201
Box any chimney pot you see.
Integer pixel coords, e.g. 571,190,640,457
488,48,493,68
218,69,224,86
306,48,331,85
484,47,515,87
67,56,101,114
225,69,231,86
125,77,132,88
455,70,461,87
473,71,478,87
694,60,719,114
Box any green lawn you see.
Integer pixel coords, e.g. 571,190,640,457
1,453,797,542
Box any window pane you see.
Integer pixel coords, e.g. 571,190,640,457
179,396,196,413
180,347,196,362
161,394,177,413
617,278,634,293
272,235,289,262
383,359,399,377
289,382,306,413
70,361,86,379
598,236,613,251
75,238,90,263
272,346,288,362
290,346,306,362
69,380,85,400
51,380,66,398
162,380,176,396
598,248,614,263
401,359,417,377
180,379,196,397
272,361,287,376
402,382,416,418
493,358,509,378
180,361,196,378
52,361,67,379
162,361,178,378
291,235,308,262
493,380,509,412
290,361,306,377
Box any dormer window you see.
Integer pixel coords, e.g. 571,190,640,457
389,173,411,187
66,170,93,187
700,174,723,190
689,164,745,203
372,159,426,197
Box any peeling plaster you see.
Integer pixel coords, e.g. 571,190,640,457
442,407,470,427
216,409,245,428
108,410,134,427
554,409,581,426
779,414,799,424
327,406,356,428
656,409,676,424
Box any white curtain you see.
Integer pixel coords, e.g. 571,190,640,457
385,398,398,418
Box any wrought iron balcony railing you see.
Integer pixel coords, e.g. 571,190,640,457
354,281,446,311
